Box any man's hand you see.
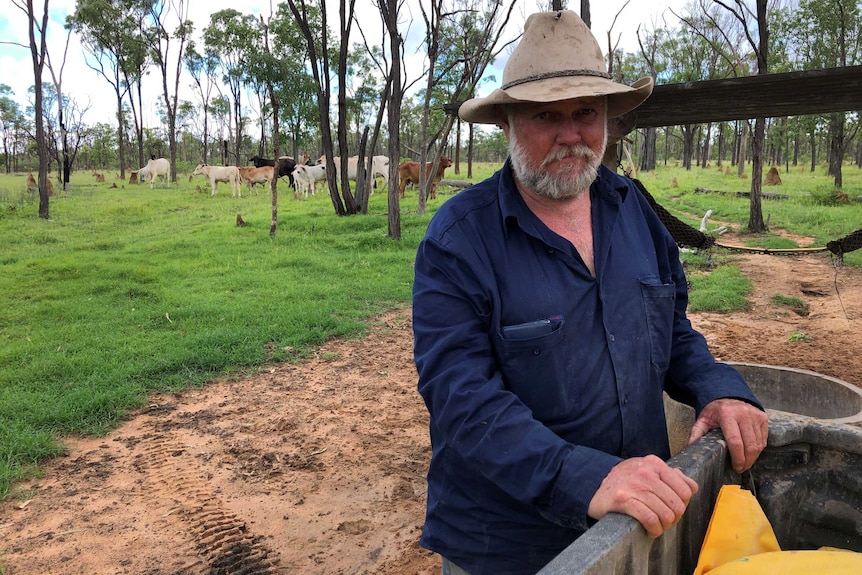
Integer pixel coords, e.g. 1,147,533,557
587,455,698,538
688,398,769,473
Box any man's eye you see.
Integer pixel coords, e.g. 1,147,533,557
578,108,597,117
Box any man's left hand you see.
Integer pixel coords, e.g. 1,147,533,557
687,399,768,473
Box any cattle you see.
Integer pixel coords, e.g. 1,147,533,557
135,158,170,189
292,164,327,199
237,165,275,194
317,155,389,192
193,163,242,197
398,156,453,199
248,155,297,188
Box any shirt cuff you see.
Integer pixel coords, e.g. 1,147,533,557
538,446,622,531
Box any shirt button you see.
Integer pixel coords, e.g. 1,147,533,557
609,333,615,342
532,348,541,355
547,248,555,254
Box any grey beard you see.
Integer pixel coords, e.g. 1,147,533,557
509,138,604,200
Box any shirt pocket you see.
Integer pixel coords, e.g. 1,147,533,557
496,316,569,420
638,276,675,372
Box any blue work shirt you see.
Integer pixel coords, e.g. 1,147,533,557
412,161,762,575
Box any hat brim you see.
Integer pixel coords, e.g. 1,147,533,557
459,76,654,125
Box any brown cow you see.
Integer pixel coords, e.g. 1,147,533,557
398,157,452,199
237,165,275,194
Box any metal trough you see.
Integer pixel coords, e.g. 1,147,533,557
666,362,862,455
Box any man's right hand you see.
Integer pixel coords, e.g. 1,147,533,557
587,455,698,538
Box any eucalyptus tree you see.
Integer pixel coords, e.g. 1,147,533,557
450,0,518,180
73,0,153,169
709,0,771,233
82,121,119,169
352,0,413,218
633,25,673,171
42,20,76,190
11,0,51,217
203,9,260,166
677,2,748,169
671,1,744,170
29,82,91,183
0,85,25,173
144,0,191,182
270,2,320,162
412,0,517,215
285,0,356,216
183,41,218,163
210,94,231,164
247,7,294,238
785,0,861,188
70,0,132,177
379,0,406,238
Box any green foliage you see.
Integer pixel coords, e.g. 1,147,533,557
788,331,814,342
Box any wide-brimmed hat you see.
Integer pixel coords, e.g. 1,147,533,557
459,10,654,124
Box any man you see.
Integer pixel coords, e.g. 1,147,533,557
411,10,769,575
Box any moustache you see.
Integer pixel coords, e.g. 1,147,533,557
542,145,597,168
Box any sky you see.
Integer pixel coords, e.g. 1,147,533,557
0,0,690,129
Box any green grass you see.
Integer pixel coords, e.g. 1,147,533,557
772,294,809,315
0,160,860,498
635,160,862,266
686,264,753,312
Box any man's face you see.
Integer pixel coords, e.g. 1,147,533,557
501,97,608,200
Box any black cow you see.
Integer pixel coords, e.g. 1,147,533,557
248,155,297,188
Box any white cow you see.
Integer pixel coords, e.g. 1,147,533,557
137,158,170,189
369,155,390,192
292,164,326,199
318,155,389,193
193,163,242,197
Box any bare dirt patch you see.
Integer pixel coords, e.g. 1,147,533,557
2,249,861,575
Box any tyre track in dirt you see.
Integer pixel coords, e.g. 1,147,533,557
135,434,282,575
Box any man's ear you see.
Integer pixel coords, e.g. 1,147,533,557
495,105,511,136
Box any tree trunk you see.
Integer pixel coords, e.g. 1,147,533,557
270,97,279,238
234,94,242,166
682,124,694,170
748,117,766,232
640,127,657,172
828,112,845,188
701,122,711,167
467,123,474,179
737,122,748,177
382,0,402,240
810,132,816,173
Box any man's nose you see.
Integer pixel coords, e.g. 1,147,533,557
555,118,585,144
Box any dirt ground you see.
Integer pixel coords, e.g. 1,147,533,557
2,238,861,575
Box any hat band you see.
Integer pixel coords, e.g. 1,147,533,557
502,69,612,90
